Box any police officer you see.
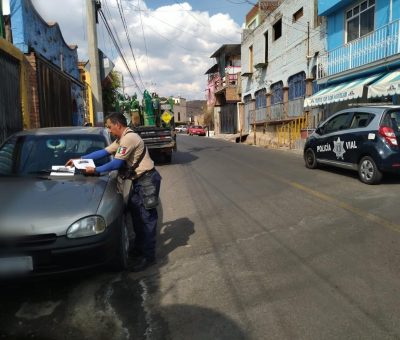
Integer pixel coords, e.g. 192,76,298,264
67,112,161,272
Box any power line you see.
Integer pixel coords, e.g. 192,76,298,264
102,0,130,60
124,1,238,56
98,8,143,93
135,0,152,91
116,0,146,90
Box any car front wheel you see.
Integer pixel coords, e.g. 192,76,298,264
304,148,317,169
110,217,130,271
358,156,382,185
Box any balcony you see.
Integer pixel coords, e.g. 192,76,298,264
249,107,267,123
317,19,400,79
270,103,285,120
287,97,304,117
215,73,239,93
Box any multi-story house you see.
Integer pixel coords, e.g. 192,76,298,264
307,0,400,118
172,96,187,124
205,44,241,134
241,0,326,141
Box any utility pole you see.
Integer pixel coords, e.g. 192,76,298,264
0,1,5,39
121,73,125,97
86,0,103,126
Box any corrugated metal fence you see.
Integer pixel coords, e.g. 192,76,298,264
0,50,22,144
37,57,72,127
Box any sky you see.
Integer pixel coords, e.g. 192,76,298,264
2,0,254,100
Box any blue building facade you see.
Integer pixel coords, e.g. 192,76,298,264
305,0,400,112
10,0,84,126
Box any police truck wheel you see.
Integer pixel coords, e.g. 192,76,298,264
304,148,317,169
358,156,382,185
164,153,172,163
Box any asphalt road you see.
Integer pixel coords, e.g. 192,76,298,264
2,134,400,339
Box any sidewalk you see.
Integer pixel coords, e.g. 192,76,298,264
210,131,304,155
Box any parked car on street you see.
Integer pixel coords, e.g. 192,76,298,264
188,125,206,136
174,125,188,133
0,127,130,278
304,105,400,184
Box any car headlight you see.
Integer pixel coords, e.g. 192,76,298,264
67,216,106,238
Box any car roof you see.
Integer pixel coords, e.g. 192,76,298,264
14,126,107,136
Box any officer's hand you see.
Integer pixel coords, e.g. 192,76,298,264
65,159,79,167
83,166,97,176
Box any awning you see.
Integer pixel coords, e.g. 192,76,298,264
304,73,383,108
368,69,400,98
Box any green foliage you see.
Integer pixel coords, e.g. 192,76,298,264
102,71,122,114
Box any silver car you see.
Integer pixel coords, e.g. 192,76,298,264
0,127,130,278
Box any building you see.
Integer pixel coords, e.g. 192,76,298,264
306,0,400,118
78,61,94,126
241,0,326,143
206,44,241,134
10,0,85,127
172,96,187,123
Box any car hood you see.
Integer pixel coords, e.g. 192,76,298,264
0,176,108,236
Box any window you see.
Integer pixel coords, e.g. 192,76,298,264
293,7,303,22
264,31,269,63
288,72,306,100
322,113,351,134
273,18,282,41
178,112,181,121
249,45,253,73
346,0,375,43
382,111,400,131
244,94,252,104
349,112,374,129
255,89,267,109
248,19,257,30
271,81,283,104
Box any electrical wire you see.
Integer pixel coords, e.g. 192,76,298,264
135,0,153,91
116,0,146,90
98,9,143,93
102,0,129,59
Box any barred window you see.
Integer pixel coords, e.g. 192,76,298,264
255,89,266,109
288,72,306,100
271,81,283,104
346,0,375,43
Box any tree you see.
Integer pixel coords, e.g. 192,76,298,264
102,71,121,114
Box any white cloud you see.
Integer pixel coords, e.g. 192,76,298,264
12,0,242,100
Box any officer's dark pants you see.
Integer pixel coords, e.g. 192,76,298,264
129,169,161,261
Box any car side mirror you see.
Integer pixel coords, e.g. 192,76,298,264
315,126,323,135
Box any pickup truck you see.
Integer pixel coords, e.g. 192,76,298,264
133,126,176,163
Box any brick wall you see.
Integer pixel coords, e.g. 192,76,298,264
25,53,40,128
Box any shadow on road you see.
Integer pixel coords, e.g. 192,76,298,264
0,201,248,339
315,164,400,185
157,217,195,260
152,150,198,166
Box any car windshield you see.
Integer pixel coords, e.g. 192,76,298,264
193,126,203,129
0,134,110,176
